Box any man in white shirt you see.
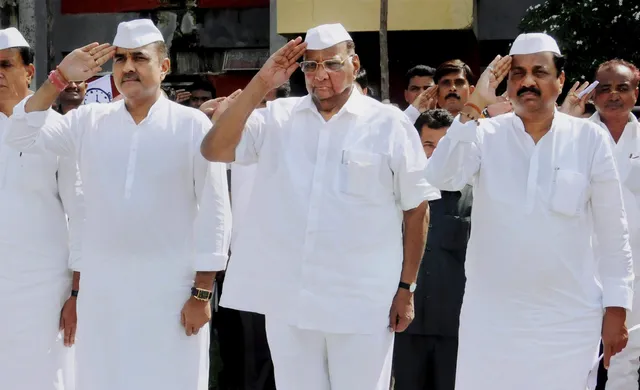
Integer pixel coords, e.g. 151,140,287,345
0,27,81,390
563,59,640,390
201,23,439,390
425,33,633,390
4,19,231,390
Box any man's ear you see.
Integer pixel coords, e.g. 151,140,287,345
160,58,171,81
351,54,360,76
469,85,475,94
25,64,35,86
558,70,566,91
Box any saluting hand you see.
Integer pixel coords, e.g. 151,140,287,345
469,55,512,109
256,37,307,91
58,42,116,82
412,85,438,113
559,81,594,118
200,89,243,122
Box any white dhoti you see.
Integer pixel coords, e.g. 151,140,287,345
75,263,209,390
265,316,394,390
0,269,74,390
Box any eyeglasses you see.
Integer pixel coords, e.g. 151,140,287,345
300,55,354,73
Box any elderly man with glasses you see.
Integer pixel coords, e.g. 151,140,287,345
201,23,440,390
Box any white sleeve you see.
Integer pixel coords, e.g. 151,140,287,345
403,104,421,124
234,108,268,165
57,156,84,271
193,114,232,272
4,96,82,157
390,114,440,210
425,116,482,191
590,129,634,310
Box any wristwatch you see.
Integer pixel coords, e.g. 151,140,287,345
399,281,417,293
191,287,213,301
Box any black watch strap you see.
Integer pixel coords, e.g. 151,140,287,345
71,289,79,297
398,282,411,290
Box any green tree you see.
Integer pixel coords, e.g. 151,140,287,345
520,0,640,85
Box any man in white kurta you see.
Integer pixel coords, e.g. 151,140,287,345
4,19,231,390
425,33,634,390
588,60,640,390
201,24,440,389
0,28,81,390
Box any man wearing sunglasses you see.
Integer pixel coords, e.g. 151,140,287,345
201,23,440,390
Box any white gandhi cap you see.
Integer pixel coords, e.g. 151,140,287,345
113,19,164,49
509,33,561,56
0,27,30,50
304,23,352,51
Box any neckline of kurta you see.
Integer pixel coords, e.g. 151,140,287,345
591,112,638,147
510,110,561,214
119,94,168,127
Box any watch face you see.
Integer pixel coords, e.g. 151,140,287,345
197,290,210,299
410,283,417,293
84,88,112,104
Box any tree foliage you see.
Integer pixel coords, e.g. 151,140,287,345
520,0,640,85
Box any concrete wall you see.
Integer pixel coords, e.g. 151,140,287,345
477,0,544,40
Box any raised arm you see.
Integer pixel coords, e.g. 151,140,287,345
4,43,114,157
26,42,114,113
425,55,512,191
200,37,306,162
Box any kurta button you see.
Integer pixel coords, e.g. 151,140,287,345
428,224,433,228
426,246,431,252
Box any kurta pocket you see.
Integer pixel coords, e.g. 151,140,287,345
339,150,383,198
550,169,588,217
625,158,640,193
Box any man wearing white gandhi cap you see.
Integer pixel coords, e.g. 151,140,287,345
0,27,82,390
4,18,231,390
202,23,440,389
425,32,633,390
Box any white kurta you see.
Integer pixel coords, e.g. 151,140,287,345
404,104,420,124
425,112,634,390
220,90,440,334
5,96,231,390
230,162,257,250
0,110,81,390
591,112,640,390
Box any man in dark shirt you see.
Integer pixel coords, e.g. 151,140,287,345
393,109,472,390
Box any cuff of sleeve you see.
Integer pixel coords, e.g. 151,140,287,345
400,185,441,211
447,115,480,143
194,253,229,272
12,96,49,127
403,105,420,124
68,255,82,272
602,279,634,311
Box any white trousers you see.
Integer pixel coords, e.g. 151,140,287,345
265,317,394,390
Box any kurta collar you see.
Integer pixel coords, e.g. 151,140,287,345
120,94,169,126
590,111,639,145
511,107,561,136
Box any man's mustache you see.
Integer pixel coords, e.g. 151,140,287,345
517,86,541,97
123,73,140,82
445,93,460,100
